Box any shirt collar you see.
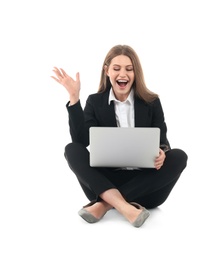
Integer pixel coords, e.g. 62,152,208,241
108,88,134,105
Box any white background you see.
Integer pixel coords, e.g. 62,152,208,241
0,0,224,259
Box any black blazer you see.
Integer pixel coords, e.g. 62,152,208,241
66,89,170,152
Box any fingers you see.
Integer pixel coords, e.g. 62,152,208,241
154,150,166,170
154,161,163,170
52,67,79,82
60,68,68,77
53,67,61,74
76,72,80,81
52,67,63,79
51,75,60,83
51,67,67,85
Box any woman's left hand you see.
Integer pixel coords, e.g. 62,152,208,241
154,149,166,170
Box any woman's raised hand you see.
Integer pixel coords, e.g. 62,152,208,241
51,67,80,105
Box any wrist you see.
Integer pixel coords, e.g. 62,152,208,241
69,95,79,106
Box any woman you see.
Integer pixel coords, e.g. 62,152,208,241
51,45,188,228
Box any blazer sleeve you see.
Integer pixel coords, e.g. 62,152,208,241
152,98,171,152
66,96,99,147
66,100,87,145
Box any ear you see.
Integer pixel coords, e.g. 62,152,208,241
104,65,109,76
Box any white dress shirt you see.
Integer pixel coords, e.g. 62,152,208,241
108,88,135,127
108,88,139,170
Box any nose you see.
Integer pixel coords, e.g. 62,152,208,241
119,68,127,77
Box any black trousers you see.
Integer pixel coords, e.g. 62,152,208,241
64,142,188,209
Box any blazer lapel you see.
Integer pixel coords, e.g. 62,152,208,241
134,97,149,127
103,101,117,127
100,92,150,127
100,91,117,127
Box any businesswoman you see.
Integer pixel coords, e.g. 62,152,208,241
51,45,188,227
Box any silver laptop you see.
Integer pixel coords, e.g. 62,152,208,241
89,127,160,168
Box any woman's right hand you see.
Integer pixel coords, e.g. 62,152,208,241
51,67,81,105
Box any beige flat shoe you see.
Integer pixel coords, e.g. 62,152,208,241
130,202,150,228
78,201,106,224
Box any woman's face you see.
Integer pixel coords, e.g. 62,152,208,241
105,55,135,101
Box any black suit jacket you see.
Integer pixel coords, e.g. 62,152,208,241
66,89,170,152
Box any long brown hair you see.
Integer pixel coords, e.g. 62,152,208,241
98,45,158,103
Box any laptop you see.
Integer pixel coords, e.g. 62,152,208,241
89,127,160,168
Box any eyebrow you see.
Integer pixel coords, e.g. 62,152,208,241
112,64,133,67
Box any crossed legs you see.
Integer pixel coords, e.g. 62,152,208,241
64,142,188,226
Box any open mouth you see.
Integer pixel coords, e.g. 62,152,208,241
117,80,128,87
